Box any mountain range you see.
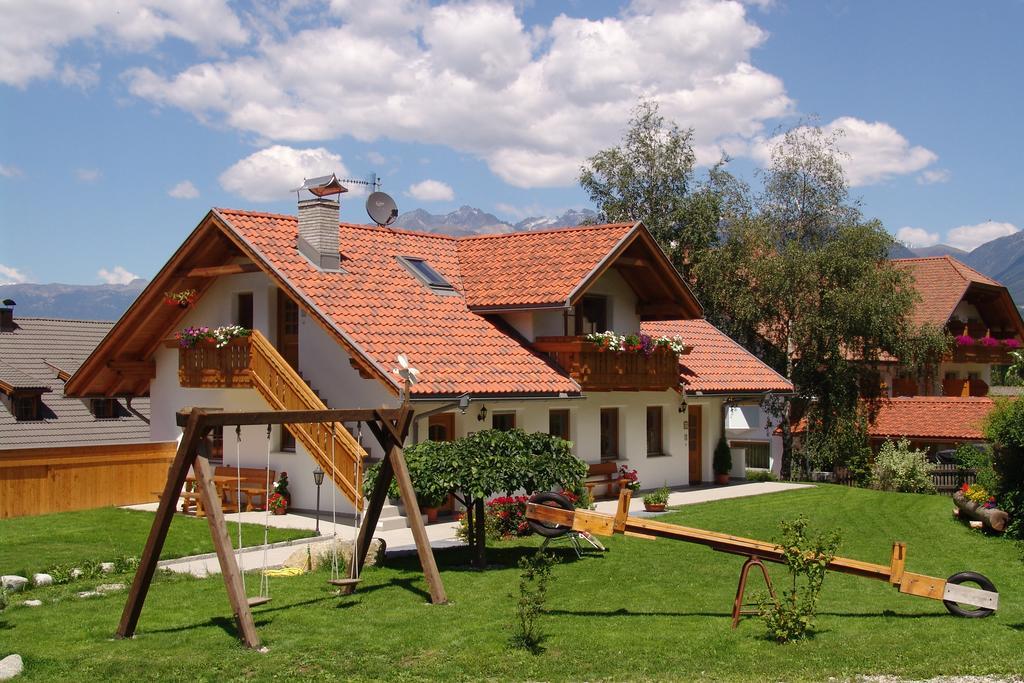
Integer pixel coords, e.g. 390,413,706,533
4,207,1023,319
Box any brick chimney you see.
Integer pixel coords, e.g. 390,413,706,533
0,299,15,332
295,174,347,271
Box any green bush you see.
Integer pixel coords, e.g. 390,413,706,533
713,437,732,475
759,516,841,643
984,397,1024,538
746,469,776,482
870,438,935,493
509,551,557,654
954,443,999,493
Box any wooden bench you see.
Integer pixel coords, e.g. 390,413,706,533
215,466,276,512
585,462,627,500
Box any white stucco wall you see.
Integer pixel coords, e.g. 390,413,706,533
585,268,640,334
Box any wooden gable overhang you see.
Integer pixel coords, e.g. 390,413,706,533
568,222,703,321
956,282,1024,340
65,210,399,399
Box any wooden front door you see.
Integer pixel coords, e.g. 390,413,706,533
276,289,299,451
688,405,703,484
427,413,455,442
276,289,299,370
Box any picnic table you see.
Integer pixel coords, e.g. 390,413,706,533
179,474,243,517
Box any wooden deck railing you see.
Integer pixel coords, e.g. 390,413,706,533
247,330,366,509
178,337,253,388
942,378,989,398
532,336,681,391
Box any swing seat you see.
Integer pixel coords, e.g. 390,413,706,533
327,578,362,587
247,596,272,607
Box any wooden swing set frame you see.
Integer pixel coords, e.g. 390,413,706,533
116,403,447,650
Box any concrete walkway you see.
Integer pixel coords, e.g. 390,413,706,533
125,481,812,577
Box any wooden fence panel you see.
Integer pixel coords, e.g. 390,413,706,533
0,442,176,519
830,464,975,495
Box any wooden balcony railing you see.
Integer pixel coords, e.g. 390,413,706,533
891,377,919,397
175,330,366,509
532,336,681,391
178,337,252,388
942,378,989,398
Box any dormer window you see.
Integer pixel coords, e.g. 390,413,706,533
13,392,42,421
91,398,121,419
398,256,456,294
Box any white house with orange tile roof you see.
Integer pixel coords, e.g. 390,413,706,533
67,181,791,514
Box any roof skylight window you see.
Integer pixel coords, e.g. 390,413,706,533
398,256,457,294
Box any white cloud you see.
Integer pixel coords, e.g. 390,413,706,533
0,264,28,285
752,116,938,187
0,163,22,178
365,151,388,166
406,179,454,202
219,145,349,202
98,266,140,285
0,0,248,87
58,62,100,90
945,221,1019,252
168,180,199,199
75,168,101,182
122,0,794,189
918,168,951,185
896,226,939,248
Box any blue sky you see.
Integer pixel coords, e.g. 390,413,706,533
2,0,1022,285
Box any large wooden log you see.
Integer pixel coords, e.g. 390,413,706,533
953,491,1009,533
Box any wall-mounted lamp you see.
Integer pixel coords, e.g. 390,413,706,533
458,394,471,415
678,396,688,413
477,405,488,422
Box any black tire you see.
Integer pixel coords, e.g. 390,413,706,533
527,492,575,538
943,571,998,618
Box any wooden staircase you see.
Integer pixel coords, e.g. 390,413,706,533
247,330,366,509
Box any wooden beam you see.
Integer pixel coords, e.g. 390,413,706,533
350,420,395,589
193,454,261,649
107,360,156,377
615,256,649,268
182,263,260,278
117,409,205,639
175,407,402,428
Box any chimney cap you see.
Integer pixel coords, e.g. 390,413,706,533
293,174,348,198
2,299,14,307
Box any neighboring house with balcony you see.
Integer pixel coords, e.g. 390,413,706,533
0,305,174,518
66,179,791,514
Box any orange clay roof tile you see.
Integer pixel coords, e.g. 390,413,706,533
893,256,1004,328
643,319,793,393
791,396,995,440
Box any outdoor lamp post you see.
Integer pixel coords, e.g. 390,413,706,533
313,466,325,534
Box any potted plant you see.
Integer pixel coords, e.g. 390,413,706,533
618,464,641,493
164,289,198,308
274,471,291,508
643,486,670,512
268,492,288,515
713,437,732,485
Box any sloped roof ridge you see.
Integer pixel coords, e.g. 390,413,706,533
10,317,114,325
892,255,1001,286
216,207,460,242
455,221,636,241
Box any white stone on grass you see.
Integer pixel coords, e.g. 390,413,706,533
21,600,42,607
0,654,23,680
69,568,84,579
96,583,126,593
0,576,27,593
31,573,52,587
76,591,100,599
100,562,115,574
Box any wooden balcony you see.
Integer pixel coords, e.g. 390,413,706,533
892,377,919,397
942,378,989,398
532,336,681,391
177,337,253,388
950,344,1018,365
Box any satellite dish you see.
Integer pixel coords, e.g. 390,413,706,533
367,191,399,227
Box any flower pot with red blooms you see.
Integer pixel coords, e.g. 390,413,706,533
618,465,641,494
164,289,198,308
268,492,288,515
424,506,439,523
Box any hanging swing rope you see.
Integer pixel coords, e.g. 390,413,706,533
234,425,245,592
327,421,362,589
257,423,272,601
330,423,340,583
351,421,363,582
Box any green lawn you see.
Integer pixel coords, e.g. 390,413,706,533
0,507,315,574
1,486,1020,681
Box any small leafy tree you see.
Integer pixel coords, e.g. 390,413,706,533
760,517,841,643
870,438,935,493
509,550,557,654
713,437,732,476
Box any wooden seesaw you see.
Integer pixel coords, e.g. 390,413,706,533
524,489,1000,623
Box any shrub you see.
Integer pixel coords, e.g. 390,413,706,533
984,397,1024,538
0,586,7,612
713,437,732,475
509,551,557,654
954,443,999,493
871,438,935,493
485,496,531,540
746,469,776,482
759,517,841,643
